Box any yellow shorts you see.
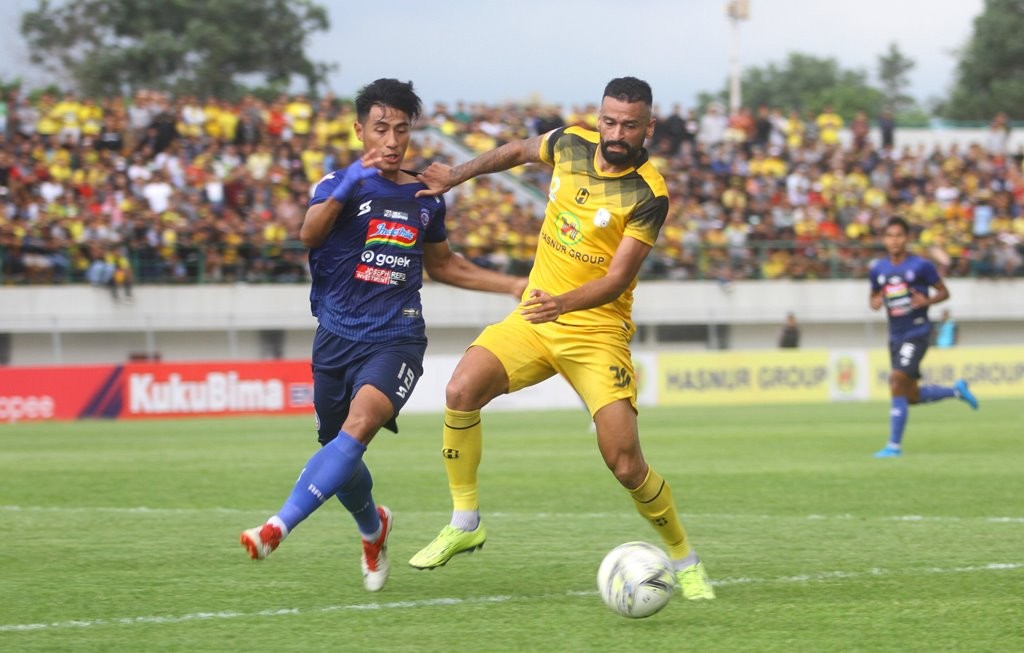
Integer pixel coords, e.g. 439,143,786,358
471,311,637,416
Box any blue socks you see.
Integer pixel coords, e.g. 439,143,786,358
335,460,380,537
884,386,958,450
918,384,956,403
276,431,378,534
889,396,909,445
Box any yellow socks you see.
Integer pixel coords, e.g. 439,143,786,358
442,407,483,512
629,466,691,560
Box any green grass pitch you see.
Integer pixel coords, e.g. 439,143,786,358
1,400,1022,652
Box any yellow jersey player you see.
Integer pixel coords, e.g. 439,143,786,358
411,77,714,600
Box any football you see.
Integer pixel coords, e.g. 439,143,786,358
596,541,676,618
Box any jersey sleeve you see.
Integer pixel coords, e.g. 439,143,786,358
623,194,668,247
921,258,941,286
539,127,567,166
868,260,882,292
424,196,448,243
309,170,340,206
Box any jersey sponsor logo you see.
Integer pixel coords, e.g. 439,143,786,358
358,200,372,216
366,219,417,248
554,211,584,246
575,188,590,204
883,280,912,316
383,208,409,220
361,250,412,268
355,263,407,286
540,231,607,265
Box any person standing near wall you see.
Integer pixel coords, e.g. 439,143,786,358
933,309,958,348
778,311,800,348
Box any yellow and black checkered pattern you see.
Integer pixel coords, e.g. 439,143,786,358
531,126,669,330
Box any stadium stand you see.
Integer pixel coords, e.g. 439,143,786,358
1,88,1023,288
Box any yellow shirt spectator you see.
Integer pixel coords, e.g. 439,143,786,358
285,96,313,136
301,147,325,184
863,186,887,209
204,101,223,139
52,96,82,130
37,102,60,136
816,107,844,146
217,105,239,143
79,100,104,137
784,111,805,149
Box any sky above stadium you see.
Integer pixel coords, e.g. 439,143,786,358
0,0,985,110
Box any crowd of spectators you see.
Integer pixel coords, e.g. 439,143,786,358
1,87,1023,296
430,100,1024,282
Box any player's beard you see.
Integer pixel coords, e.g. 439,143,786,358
600,139,640,166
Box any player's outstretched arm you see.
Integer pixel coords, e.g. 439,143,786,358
423,240,527,298
416,134,547,197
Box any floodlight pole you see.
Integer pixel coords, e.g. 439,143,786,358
726,1,749,114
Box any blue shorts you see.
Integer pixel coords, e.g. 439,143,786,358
311,325,426,444
889,335,929,380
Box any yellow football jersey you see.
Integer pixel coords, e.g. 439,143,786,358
534,126,668,332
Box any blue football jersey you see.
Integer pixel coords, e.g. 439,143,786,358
307,170,447,341
868,254,940,341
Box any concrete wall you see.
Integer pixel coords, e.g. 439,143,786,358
2,279,1021,366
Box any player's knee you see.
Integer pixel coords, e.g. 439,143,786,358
445,377,489,411
605,453,645,489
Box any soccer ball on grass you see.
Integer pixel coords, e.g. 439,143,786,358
596,541,676,618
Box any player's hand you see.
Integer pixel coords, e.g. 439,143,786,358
870,295,883,310
909,288,929,309
414,162,455,197
519,288,564,324
331,150,382,203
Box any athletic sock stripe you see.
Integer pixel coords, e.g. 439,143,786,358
444,421,481,430
635,479,666,504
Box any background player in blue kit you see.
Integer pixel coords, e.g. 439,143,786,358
869,216,978,458
239,79,526,591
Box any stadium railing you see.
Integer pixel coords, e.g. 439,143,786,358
3,239,1020,286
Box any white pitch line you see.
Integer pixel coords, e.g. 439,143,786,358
2,505,1023,524
2,563,1020,634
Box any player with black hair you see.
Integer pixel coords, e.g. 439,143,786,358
410,77,715,600
869,215,978,458
240,78,526,591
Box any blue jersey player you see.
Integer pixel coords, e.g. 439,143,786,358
868,216,978,458
240,79,527,591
